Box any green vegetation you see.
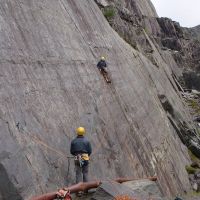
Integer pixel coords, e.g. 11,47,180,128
187,99,200,114
185,165,197,174
185,190,200,197
185,99,200,136
188,150,200,165
185,150,200,174
198,129,200,136
103,6,116,20
143,27,149,34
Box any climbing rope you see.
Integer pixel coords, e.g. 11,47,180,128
15,125,74,180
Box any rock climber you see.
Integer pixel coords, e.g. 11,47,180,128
97,56,111,83
70,127,92,195
97,56,107,71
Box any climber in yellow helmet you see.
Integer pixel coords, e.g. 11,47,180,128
70,127,92,196
97,56,111,83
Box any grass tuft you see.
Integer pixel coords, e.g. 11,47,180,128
188,150,200,164
103,6,116,20
185,165,197,174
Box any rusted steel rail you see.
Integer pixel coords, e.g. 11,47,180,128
63,181,101,193
30,181,101,200
114,176,157,183
30,177,157,200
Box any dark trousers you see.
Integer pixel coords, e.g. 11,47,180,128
75,162,89,183
99,68,107,74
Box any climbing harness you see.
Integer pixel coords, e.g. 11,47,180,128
74,153,89,167
74,154,85,167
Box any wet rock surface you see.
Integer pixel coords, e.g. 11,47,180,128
0,0,199,199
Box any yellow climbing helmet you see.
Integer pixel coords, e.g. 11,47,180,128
101,56,105,61
76,127,85,136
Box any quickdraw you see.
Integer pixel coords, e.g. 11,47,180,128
74,154,84,167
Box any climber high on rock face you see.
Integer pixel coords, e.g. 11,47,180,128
70,127,92,196
97,56,111,83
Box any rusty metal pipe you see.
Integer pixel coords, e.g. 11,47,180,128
30,177,157,200
63,181,101,193
30,192,57,200
30,181,101,200
114,176,157,183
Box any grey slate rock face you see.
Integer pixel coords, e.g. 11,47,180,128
0,0,196,199
123,179,165,199
72,180,166,200
92,180,165,200
100,0,200,91
92,181,137,200
0,164,23,200
95,0,109,8
158,94,200,159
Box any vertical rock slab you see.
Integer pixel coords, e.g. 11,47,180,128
0,0,193,198
123,179,165,199
92,181,138,200
92,180,165,200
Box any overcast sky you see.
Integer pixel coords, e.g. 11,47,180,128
151,0,200,28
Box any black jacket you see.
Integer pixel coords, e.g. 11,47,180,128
97,60,107,69
70,136,92,156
